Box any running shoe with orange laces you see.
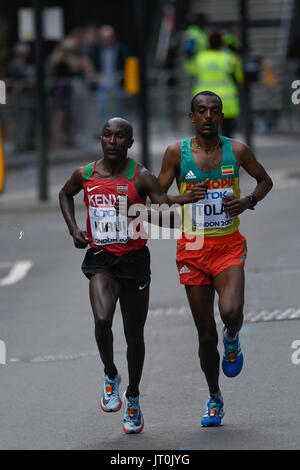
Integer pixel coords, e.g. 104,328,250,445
201,397,225,427
122,392,144,434
100,373,122,412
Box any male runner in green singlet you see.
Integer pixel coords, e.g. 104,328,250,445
59,117,184,434
158,91,273,426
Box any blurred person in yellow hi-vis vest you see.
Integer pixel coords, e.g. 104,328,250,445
186,30,244,138
183,13,209,75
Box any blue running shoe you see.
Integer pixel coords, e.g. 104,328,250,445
222,327,243,377
201,397,224,427
100,373,122,412
122,392,144,434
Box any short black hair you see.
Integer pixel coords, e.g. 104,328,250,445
102,117,133,141
191,91,223,112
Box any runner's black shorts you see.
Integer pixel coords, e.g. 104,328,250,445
81,245,151,291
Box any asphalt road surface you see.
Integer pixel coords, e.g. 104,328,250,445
0,134,300,450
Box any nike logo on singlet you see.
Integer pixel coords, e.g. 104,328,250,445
87,185,102,192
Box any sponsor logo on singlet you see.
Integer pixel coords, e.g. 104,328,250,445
185,170,197,179
87,185,102,192
185,178,237,230
87,190,131,245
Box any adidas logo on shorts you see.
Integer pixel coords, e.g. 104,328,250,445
185,170,196,179
179,265,191,274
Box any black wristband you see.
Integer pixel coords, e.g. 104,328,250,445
247,194,257,210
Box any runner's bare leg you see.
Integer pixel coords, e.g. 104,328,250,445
185,284,220,394
214,265,244,338
89,273,121,378
119,286,150,397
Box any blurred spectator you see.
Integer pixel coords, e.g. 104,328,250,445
185,30,244,138
7,42,33,80
223,23,242,54
72,29,99,146
183,13,209,75
69,27,84,56
48,36,82,147
6,42,35,151
76,25,98,61
90,25,130,131
69,25,100,145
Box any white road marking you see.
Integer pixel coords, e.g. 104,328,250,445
148,305,300,323
8,351,99,364
4,305,300,364
0,260,33,286
30,351,99,363
0,340,6,365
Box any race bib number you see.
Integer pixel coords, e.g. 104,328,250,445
89,206,133,245
191,189,233,229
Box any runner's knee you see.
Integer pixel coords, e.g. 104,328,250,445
94,313,113,331
91,288,117,326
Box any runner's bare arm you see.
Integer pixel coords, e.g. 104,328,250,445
136,165,174,206
59,168,92,248
115,165,181,227
223,141,273,216
158,142,209,204
158,143,180,193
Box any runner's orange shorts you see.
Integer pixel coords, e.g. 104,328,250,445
176,231,247,285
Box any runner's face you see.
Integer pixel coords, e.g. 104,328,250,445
101,124,133,160
190,96,223,135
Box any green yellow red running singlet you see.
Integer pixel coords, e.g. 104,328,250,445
179,136,240,238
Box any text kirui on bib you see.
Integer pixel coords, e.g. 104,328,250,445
89,206,134,245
